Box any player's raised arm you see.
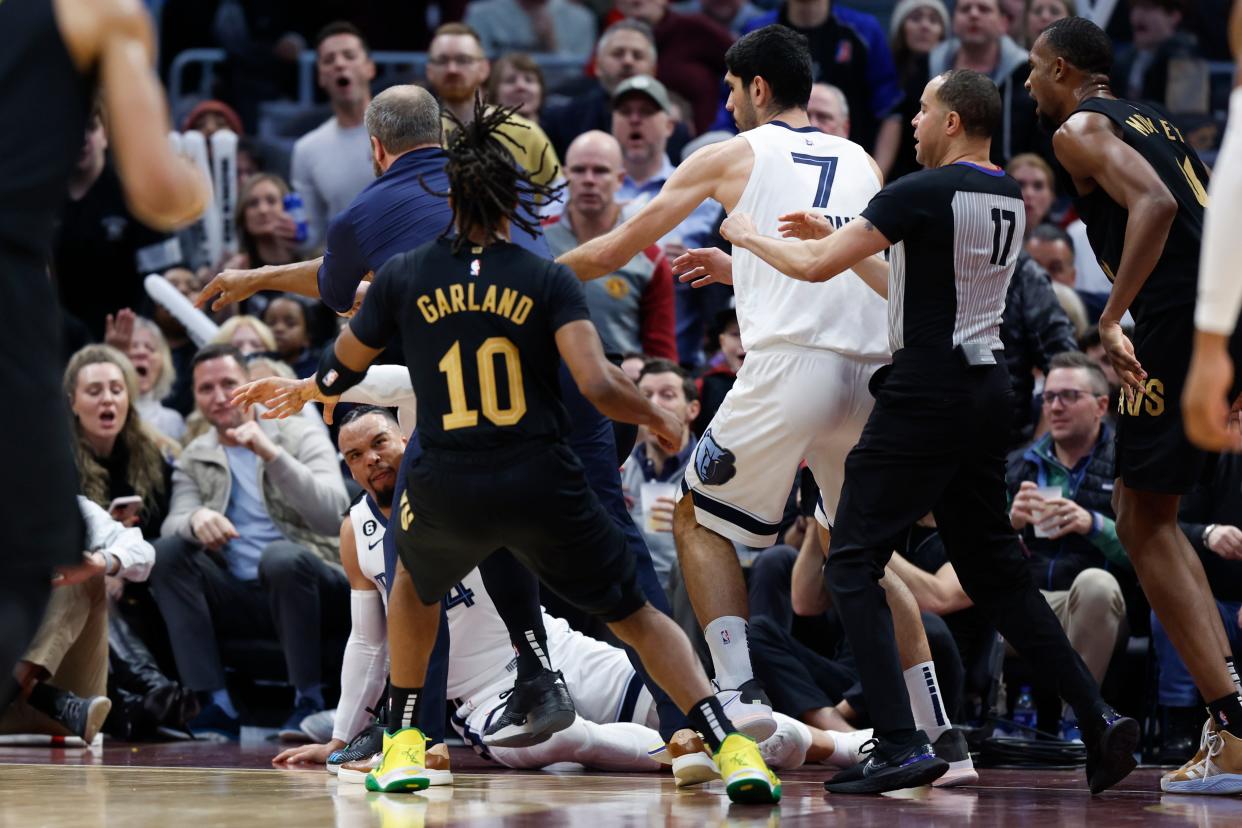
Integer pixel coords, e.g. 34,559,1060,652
556,139,738,282
197,258,326,312
720,212,891,294
63,0,208,229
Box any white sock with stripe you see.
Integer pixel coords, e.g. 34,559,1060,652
904,661,951,743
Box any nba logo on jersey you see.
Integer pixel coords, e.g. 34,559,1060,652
470,259,481,277
835,40,852,63
721,629,732,645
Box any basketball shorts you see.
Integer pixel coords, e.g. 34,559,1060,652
682,346,884,547
450,618,653,761
394,439,646,622
1117,308,1238,494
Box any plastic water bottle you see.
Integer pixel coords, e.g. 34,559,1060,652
1012,685,1037,738
283,192,309,243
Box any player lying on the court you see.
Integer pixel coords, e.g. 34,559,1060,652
240,97,781,804
256,380,876,779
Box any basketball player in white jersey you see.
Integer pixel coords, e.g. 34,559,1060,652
258,378,875,779
556,24,972,782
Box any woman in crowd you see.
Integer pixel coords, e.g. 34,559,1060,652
1006,153,1059,237
127,316,185,442
487,53,546,125
215,314,278,357
889,0,949,83
222,174,301,283
65,345,175,540
262,294,319,378
1024,0,1075,47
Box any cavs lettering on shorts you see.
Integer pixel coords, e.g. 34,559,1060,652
399,491,414,531
1117,377,1166,417
695,429,737,486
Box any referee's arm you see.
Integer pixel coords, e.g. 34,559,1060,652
721,213,892,291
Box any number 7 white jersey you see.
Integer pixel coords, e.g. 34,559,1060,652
732,122,890,358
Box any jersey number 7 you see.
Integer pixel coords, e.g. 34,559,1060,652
439,338,527,430
791,154,839,209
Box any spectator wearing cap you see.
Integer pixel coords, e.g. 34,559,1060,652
612,74,722,367
290,22,378,252
614,0,736,135
182,100,245,138
464,0,597,59
890,0,949,83
543,131,677,361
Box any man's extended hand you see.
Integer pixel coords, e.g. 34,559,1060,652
777,211,834,240
234,376,340,425
197,267,266,312
226,420,281,462
273,739,344,767
1184,331,1241,452
673,247,733,288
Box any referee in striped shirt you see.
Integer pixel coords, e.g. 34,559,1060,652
718,69,1138,795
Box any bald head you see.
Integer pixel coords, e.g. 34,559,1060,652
565,131,626,220
365,84,442,157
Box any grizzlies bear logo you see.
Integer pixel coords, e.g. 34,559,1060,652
696,429,737,486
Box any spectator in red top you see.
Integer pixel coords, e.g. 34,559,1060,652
615,0,736,135
543,131,676,361
693,308,744,436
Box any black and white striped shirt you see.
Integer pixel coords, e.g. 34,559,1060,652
861,163,1025,354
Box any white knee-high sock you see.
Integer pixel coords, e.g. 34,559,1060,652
704,616,753,690
492,717,662,771
904,660,951,742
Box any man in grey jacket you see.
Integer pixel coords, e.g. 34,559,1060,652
152,343,350,740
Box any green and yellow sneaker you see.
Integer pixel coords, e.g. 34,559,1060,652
717,732,782,804
365,727,431,793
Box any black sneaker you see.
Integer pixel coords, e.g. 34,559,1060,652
931,728,978,787
1083,706,1139,794
482,669,576,748
329,716,383,775
824,731,949,794
30,686,111,744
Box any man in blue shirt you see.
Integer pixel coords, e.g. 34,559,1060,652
198,85,696,762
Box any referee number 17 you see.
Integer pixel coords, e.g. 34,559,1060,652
989,208,1017,266
438,338,527,430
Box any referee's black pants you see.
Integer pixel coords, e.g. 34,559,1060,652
824,348,1101,743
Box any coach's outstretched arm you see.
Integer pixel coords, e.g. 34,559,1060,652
556,139,740,282
61,0,208,229
719,212,892,295
556,320,683,450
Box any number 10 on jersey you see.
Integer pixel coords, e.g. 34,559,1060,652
438,338,527,430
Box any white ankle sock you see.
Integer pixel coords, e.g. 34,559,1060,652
824,728,874,767
904,660,951,743
704,616,753,690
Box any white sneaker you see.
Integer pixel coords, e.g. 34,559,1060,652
338,753,380,785
823,727,875,768
759,713,811,770
664,728,720,787
1163,730,1242,795
1161,719,1212,792
713,679,777,742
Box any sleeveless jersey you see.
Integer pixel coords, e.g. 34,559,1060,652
1061,96,1209,321
350,495,390,609
732,122,889,359
0,0,96,256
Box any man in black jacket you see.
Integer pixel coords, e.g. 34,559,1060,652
1000,252,1080,449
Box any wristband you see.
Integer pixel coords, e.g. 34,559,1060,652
316,347,366,398
1204,524,1219,548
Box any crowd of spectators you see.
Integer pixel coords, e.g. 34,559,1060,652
7,0,1233,763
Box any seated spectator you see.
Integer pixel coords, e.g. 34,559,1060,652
127,316,187,443
616,0,736,135
465,0,597,59
214,314,278,357
673,0,768,35
543,132,676,361
621,359,701,591
612,75,721,366
181,99,244,139
151,344,350,740
693,308,744,436
65,346,175,539
0,498,154,742
1023,0,1075,47
542,21,692,162
739,1,903,152
1160,452,1242,760
806,83,851,137
1112,0,1209,114
225,174,301,278
998,252,1079,449
290,23,378,252
1007,352,1130,734
1027,223,1110,324
262,295,320,378
1006,153,1057,237
487,53,547,124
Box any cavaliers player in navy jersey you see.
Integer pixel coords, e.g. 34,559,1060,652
0,0,207,708
1027,17,1242,793
244,100,783,803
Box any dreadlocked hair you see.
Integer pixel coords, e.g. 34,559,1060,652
424,93,563,253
